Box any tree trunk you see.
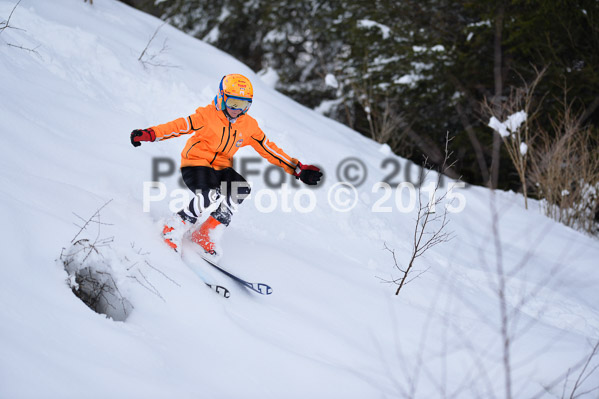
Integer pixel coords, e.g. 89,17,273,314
489,1,505,189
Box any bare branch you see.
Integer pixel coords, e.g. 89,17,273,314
0,0,22,34
569,340,599,399
143,260,181,287
392,132,457,295
528,86,599,235
6,42,40,55
482,65,548,208
71,199,113,244
138,23,179,69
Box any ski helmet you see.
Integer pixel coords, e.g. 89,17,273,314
216,74,253,115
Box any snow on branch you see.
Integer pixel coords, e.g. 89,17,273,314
357,19,391,39
482,66,547,209
488,110,527,139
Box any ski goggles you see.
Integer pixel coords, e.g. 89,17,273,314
224,95,252,111
225,95,252,111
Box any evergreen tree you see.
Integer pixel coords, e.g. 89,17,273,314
134,0,598,189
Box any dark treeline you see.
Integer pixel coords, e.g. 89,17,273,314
127,0,598,193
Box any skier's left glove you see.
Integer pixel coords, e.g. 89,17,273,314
130,128,156,147
294,162,322,185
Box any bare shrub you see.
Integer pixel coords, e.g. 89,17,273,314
528,93,599,236
382,133,457,295
62,239,133,321
347,75,406,151
60,201,181,321
483,66,548,209
59,200,134,321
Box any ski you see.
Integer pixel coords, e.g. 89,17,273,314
200,254,273,295
185,257,231,298
203,282,231,298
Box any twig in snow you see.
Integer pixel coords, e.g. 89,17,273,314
1,1,42,56
71,199,113,243
144,260,181,287
0,0,22,34
138,22,178,69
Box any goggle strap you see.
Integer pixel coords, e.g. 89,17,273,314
224,94,252,103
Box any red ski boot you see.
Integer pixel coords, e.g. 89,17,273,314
191,216,222,255
162,214,188,252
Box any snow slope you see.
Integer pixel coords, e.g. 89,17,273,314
1,1,598,398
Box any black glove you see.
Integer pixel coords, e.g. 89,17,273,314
294,162,322,185
130,128,156,147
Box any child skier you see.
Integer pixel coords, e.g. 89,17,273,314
130,74,322,255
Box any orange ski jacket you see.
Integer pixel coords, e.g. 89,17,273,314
150,102,298,174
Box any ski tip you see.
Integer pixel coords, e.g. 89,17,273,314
256,283,273,295
207,283,231,298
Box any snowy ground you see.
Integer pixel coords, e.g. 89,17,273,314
1,1,598,398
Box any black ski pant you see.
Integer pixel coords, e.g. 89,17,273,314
180,166,251,226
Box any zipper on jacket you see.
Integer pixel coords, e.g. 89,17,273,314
225,131,237,154
211,121,242,165
185,140,202,158
221,121,232,153
211,123,231,165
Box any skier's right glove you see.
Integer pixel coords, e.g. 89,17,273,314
294,162,322,185
130,128,156,147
